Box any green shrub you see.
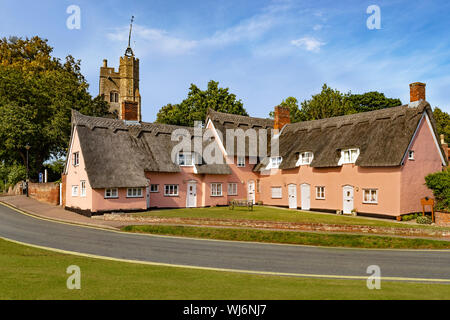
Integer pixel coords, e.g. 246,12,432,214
425,169,450,212
416,216,432,225
402,213,419,221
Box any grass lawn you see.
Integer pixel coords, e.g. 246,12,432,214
134,206,450,231
0,238,449,300
122,225,450,249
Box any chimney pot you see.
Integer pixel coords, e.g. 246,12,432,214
103,59,108,68
409,82,426,103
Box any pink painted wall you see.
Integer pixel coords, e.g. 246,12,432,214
400,116,444,214
65,127,93,211
258,163,403,216
91,188,146,212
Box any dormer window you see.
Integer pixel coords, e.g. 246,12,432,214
268,156,282,169
296,152,314,166
340,148,360,165
177,152,194,166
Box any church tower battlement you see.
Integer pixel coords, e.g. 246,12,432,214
99,16,141,121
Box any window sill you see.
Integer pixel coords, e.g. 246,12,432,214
316,198,325,200
104,197,119,199
126,196,144,199
211,195,223,197
164,195,179,197
363,202,378,205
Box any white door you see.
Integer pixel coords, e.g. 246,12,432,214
343,185,354,214
146,180,150,209
248,181,255,204
301,184,310,210
288,184,297,209
186,182,197,208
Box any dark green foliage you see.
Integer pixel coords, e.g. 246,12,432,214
156,80,248,127
425,169,450,212
402,213,419,221
0,36,111,180
433,107,450,143
346,91,401,113
270,84,402,123
416,216,433,225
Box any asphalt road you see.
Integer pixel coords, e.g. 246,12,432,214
1,203,449,282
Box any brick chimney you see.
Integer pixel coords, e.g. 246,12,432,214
121,100,139,121
410,82,426,102
274,106,291,131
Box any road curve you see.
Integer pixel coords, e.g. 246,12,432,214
0,203,449,283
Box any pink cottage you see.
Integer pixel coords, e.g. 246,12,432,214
63,72,447,219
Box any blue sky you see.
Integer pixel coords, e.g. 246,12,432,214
1,0,450,121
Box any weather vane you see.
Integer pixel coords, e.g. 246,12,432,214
125,15,135,57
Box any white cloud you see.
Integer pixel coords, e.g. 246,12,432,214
313,24,323,31
291,37,325,52
107,25,198,56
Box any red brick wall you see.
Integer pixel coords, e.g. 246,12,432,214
121,100,139,121
28,182,60,206
436,212,450,227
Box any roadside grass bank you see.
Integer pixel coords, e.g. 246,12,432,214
133,206,450,231
0,238,449,300
121,225,450,249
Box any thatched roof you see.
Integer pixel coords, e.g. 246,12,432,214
206,108,274,157
255,101,445,171
71,111,231,189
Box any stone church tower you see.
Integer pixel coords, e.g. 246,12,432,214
99,17,141,121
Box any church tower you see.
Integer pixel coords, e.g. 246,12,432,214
99,16,141,121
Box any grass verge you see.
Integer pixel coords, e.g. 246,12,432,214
122,225,450,249
134,206,450,231
0,238,449,299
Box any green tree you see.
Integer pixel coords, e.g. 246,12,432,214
269,97,302,122
156,80,248,127
299,84,355,121
272,84,402,123
0,36,111,180
346,91,402,113
433,107,450,143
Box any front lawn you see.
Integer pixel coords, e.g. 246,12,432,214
133,206,450,231
1,238,449,300
122,225,450,249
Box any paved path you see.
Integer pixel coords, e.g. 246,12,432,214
0,200,449,283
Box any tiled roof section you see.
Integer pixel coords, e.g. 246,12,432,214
72,110,231,188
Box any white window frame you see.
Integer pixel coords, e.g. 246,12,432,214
80,181,86,197
105,188,118,199
127,188,143,198
363,189,378,204
237,156,246,167
296,152,314,166
211,183,223,197
316,186,325,200
150,184,159,193
267,156,282,169
228,183,238,196
164,184,179,197
73,152,79,167
71,185,79,197
340,148,360,165
271,186,282,199
408,150,415,160
177,152,194,166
